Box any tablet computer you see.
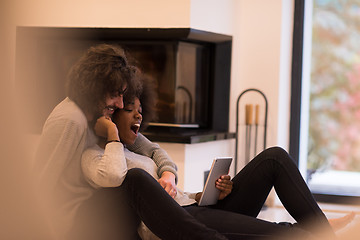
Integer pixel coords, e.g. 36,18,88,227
198,157,232,206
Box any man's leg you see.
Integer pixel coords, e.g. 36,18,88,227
69,187,141,240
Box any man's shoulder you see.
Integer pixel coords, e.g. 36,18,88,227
46,98,88,126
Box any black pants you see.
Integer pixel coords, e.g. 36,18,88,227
183,147,336,239
72,147,335,240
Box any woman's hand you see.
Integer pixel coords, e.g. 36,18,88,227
94,116,119,141
216,175,233,200
195,192,202,203
158,171,177,199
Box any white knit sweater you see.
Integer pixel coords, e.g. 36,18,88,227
82,144,196,206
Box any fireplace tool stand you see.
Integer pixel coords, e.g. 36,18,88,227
234,88,268,176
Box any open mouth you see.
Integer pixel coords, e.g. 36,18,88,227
131,123,140,135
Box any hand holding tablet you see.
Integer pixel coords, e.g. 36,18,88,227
198,157,232,206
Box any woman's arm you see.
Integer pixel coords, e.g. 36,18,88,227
81,142,128,188
81,116,127,188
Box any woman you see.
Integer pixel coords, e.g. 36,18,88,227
80,77,354,240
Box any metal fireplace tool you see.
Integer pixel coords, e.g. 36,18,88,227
234,88,268,176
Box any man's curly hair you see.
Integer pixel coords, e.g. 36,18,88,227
65,44,142,117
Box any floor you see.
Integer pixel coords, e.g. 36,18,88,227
259,201,360,222
257,201,360,238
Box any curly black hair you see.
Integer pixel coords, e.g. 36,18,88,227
65,44,142,117
119,73,157,131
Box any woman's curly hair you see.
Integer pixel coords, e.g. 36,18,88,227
122,73,158,131
65,44,142,116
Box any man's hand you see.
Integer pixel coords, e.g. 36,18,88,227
216,175,233,200
158,171,177,199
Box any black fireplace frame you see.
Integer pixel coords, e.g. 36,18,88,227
16,27,233,143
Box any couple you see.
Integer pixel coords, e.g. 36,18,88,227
34,44,354,240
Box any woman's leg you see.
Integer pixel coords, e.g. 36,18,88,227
184,205,315,240
213,146,335,237
121,168,228,240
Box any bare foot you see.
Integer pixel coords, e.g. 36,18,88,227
329,212,356,231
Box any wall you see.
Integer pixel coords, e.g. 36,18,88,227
191,0,294,169
5,0,294,189
230,0,294,160
159,139,235,192
10,0,192,27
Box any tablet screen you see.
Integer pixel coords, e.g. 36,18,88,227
198,157,232,206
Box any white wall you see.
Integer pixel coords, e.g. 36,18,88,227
159,139,235,192
191,0,294,168
10,0,192,27
190,0,235,35
230,0,294,157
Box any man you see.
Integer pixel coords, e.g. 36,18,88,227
33,44,141,238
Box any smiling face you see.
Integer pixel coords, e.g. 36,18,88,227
102,94,124,117
113,97,142,145
101,86,127,118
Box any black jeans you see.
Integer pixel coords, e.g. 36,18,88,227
71,169,227,240
184,147,336,239
73,147,335,240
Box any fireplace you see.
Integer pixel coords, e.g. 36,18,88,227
16,27,233,143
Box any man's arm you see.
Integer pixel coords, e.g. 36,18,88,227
127,133,178,198
127,133,178,182
33,118,86,192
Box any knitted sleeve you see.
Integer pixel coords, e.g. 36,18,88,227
126,133,178,183
33,117,87,191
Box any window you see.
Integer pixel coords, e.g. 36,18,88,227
292,0,360,200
